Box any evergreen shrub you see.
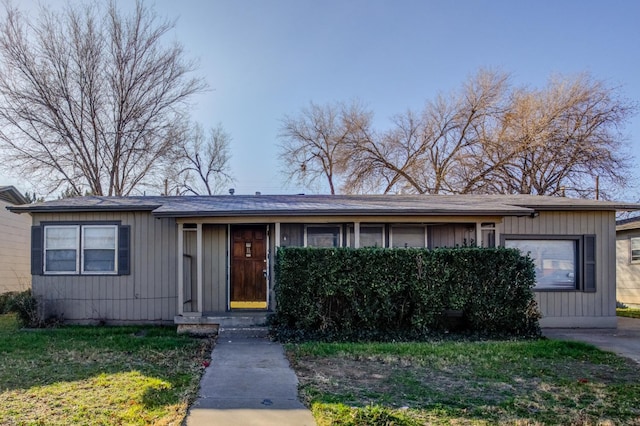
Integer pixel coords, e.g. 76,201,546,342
271,246,540,341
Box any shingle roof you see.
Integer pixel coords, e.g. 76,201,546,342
616,216,640,231
7,194,640,217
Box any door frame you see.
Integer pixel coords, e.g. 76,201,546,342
227,224,270,310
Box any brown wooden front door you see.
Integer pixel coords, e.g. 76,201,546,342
230,225,267,309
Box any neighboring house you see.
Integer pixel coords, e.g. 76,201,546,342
616,217,640,308
8,194,640,328
0,186,31,293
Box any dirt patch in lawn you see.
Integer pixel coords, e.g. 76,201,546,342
290,350,640,424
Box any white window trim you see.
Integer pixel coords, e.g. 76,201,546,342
347,224,386,248
81,225,118,275
389,225,428,248
304,224,343,248
44,225,80,274
43,224,119,275
630,237,640,264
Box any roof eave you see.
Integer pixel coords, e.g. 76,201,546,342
151,208,534,218
7,205,161,214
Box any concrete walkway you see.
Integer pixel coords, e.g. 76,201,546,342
543,317,640,364
185,334,316,426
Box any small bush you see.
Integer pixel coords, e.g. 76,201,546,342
272,246,540,341
7,289,42,328
0,291,19,314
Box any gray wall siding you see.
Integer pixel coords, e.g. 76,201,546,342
616,230,640,307
32,211,177,323
203,225,227,312
0,200,31,293
502,211,616,327
429,224,475,248
280,223,304,247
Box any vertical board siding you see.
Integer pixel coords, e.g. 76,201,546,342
203,225,227,313
502,211,616,327
429,224,475,248
32,211,177,323
280,224,303,247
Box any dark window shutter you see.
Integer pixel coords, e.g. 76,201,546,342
31,226,43,275
584,235,596,292
118,225,131,275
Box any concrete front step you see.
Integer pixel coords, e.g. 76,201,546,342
218,326,270,339
174,313,270,336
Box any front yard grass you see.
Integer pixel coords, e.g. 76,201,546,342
0,314,212,425
287,339,640,425
617,307,640,319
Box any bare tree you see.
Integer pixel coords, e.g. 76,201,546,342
281,70,635,199
0,1,206,196
485,74,634,198
173,123,233,195
278,100,371,194
343,69,510,194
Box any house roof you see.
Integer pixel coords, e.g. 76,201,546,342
616,216,640,231
0,186,28,205
7,194,640,218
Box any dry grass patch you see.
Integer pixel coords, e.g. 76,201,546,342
287,340,640,425
0,314,213,425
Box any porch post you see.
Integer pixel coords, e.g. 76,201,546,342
354,222,360,248
177,223,184,316
475,222,482,247
196,223,203,314
275,222,281,248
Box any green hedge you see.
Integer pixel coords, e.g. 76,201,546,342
271,247,540,341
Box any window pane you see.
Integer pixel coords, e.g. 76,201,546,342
84,226,116,249
84,249,116,272
46,250,77,272
392,226,425,248
631,238,640,261
361,226,383,248
45,227,77,249
505,239,576,290
307,226,340,248
349,226,384,248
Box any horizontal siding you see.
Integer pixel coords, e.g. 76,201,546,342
0,200,31,293
616,230,640,307
501,211,616,327
32,211,177,323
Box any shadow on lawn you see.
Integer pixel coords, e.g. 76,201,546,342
0,314,212,409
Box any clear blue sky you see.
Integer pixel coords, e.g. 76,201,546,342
3,0,640,199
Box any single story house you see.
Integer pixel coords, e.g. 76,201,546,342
615,217,640,308
0,186,31,293
8,194,640,328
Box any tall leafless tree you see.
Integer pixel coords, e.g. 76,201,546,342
278,100,372,194
485,74,633,198
172,123,233,196
0,1,207,196
280,70,635,198
343,69,510,194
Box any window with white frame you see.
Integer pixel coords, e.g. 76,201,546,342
44,226,80,273
390,225,427,248
82,225,117,273
631,237,640,263
44,224,118,274
305,225,341,248
480,222,496,248
348,225,385,248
